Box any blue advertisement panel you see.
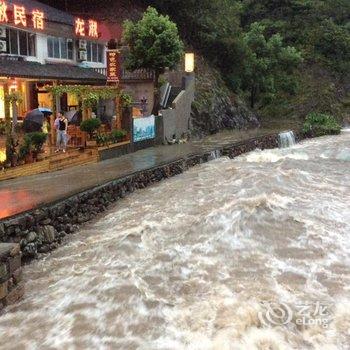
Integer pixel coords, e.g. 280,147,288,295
133,115,155,142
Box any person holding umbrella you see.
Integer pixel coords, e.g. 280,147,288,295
55,112,68,153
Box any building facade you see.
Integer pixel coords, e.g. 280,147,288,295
0,0,109,120
0,0,156,123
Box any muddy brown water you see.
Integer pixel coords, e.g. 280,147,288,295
0,131,349,349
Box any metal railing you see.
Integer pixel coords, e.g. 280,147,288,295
0,55,25,62
90,67,154,81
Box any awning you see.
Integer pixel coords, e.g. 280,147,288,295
0,60,107,83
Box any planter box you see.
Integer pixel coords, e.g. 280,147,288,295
86,140,97,147
98,140,131,161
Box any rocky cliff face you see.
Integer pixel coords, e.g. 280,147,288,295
191,57,259,138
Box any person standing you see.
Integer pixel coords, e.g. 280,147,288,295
55,112,68,153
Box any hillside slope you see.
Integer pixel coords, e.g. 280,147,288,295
42,0,350,133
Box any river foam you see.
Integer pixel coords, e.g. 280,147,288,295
0,132,349,349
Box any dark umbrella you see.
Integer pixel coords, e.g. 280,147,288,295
23,109,45,132
100,114,112,127
38,108,52,116
65,110,82,125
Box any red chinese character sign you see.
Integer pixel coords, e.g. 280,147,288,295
0,1,45,30
106,49,120,83
75,17,99,38
75,18,85,37
14,5,26,26
32,10,44,30
0,1,8,23
88,20,98,38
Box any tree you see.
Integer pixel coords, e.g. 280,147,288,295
315,20,350,74
123,7,184,115
241,22,302,108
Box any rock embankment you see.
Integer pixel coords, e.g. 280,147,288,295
191,57,259,137
0,132,297,262
0,243,23,310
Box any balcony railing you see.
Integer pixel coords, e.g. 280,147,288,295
0,55,25,62
90,67,154,82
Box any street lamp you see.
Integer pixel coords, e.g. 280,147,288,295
185,53,195,73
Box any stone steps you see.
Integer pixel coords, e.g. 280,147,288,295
49,150,98,171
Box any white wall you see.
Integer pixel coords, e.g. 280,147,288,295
26,33,47,64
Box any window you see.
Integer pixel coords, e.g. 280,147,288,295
86,41,104,63
47,37,73,60
6,28,36,56
0,86,4,119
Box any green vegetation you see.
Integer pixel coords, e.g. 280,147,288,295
123,7,184,114
241,22,302,108
302,113,341,137
96,130,128,147
80,119,102,139
18,132,47,163
111,129,127,142
18,136,32,161
141,0,350,120
26,132,48,153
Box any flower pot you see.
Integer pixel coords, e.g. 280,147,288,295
10,154,18,167
25,153,34,164
36,153,45,161
86,140,97,147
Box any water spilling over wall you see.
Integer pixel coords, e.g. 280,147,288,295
0,132,349,349
278,131,296,148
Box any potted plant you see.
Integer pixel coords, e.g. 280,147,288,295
27,132,47,160
80,118,102,147
19,132,47,163
96,133,110,147
111,129,127,143
19,135,33,164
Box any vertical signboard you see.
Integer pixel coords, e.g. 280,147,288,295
106,49,120,84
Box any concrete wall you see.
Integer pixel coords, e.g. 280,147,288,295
158,74,195,143
123,81,154,117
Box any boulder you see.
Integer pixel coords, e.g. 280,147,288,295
26,231,37,243
38,226,56,244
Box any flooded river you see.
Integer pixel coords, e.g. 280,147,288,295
0,131,349,349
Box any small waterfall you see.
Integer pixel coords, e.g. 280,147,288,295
209,149,221,160
278,131,296,148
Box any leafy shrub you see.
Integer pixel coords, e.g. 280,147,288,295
17,132,47,162
96,133,110,147
24,132,47,153
302,112,341,137
18,137,32,160
111,129,127,142
80,118,101,139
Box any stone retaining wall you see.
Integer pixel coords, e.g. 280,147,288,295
0,243,23,311
0,132,306,262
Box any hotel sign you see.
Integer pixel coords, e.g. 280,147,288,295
0,1,45,30
106,49,120,83
0,1,99,37
75,18,99,38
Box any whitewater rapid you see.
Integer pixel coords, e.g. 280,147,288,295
0,131,349,349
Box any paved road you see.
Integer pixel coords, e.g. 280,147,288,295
0,128,284,219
